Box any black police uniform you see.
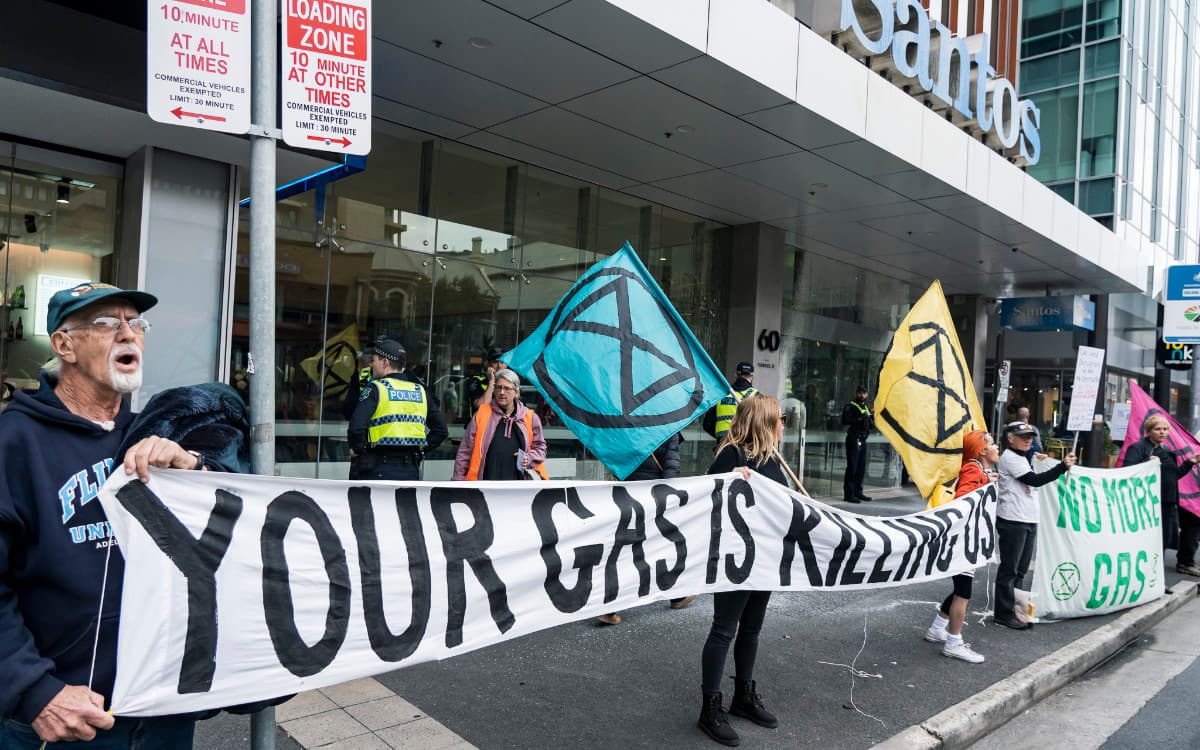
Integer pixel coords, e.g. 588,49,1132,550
842,396,874,502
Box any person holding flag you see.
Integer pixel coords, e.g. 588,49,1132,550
994,421,1076,629
922,429,995,663
1119,414,1200,575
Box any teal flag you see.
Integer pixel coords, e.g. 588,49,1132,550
504,242,727,479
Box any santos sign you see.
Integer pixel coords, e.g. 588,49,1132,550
839,0,1040,165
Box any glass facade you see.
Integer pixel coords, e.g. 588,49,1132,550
1020,0,1122,226
0,141,123,390
1020,0,1200,252
229,126,731,482
779,249,913,497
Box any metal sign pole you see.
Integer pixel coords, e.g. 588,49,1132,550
249,0,278,747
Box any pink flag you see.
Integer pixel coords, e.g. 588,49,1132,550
1116,380,1200,516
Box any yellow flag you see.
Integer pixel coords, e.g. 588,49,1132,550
875,281,987,507
300,324,361,401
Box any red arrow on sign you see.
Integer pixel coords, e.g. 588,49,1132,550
307,135,352,148
170,106,227,123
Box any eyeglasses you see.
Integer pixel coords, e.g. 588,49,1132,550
60,316,151,335
492,384,517,393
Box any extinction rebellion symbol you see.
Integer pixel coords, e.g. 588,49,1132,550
1051,561,1082,601
880,322,975,455
532,267,706,429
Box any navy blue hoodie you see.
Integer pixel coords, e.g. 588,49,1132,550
0,374,132,722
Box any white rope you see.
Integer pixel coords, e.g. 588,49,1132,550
974,556,998,626
88,534,116,691
817,609,886,727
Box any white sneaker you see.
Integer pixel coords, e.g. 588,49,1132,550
942,640,985,663
924,626,947,643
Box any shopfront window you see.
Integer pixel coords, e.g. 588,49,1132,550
229,126,730,480
0,141,122,392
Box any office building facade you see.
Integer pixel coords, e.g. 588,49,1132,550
0,0,1172,492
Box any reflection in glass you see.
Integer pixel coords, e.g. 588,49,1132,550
1028,87,1080,182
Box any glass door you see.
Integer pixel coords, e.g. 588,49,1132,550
0,141,123,398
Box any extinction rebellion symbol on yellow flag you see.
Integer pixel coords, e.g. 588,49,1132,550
875,281,987,506
300,324,362,401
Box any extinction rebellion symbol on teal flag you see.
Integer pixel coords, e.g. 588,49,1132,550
504,243,728,479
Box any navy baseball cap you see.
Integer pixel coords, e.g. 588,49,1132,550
486,347,504,362
47,282,157,333
736,361,754,375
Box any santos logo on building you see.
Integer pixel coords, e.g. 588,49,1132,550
839,0,1040,165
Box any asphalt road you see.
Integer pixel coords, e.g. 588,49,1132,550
368,491,1137,750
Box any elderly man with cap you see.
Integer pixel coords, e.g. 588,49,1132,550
348,336,448,481
841,385,874,503
0,282,206,747
703,361,758,440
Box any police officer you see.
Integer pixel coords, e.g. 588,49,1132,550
842,385,874,503
703,361,758,440
465,347,505,415
348,336,448,480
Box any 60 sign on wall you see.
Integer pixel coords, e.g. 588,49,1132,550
757,329,780,352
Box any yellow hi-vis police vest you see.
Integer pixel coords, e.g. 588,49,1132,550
367,378,429,448
713,386,758,437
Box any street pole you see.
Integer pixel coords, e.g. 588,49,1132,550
249,0,277,747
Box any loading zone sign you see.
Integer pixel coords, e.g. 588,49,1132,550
147,0,252,134
282,0,372,155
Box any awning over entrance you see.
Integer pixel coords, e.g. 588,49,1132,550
370,0,1141,297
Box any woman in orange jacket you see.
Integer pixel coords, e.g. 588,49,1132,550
922,429,998,664
452,368,547,481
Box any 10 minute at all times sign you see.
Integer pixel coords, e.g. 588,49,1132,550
282,0,372,155
147,0,252,134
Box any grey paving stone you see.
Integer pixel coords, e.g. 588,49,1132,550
280,709,370,748
276,690,338,722
344,696,427,731
376,717,476,750
320,677,395,707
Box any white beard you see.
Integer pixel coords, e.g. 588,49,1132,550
109,344,144,394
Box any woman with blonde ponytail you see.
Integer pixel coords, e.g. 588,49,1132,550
696,394,791,746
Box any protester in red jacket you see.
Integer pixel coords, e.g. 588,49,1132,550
921,429,998,664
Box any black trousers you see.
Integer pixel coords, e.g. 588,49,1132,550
994,518,1037,621
1178,505,1200,566
1162,501,1180,552
701,590,772,694
351,453,421,481
843,436,868,500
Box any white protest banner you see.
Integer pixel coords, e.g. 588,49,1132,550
1067,346,1106,432
98,470,997,716
147,0,252,134
1033,460,1164,619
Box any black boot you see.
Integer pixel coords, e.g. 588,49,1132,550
730,680,778,728
698,691,740,746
